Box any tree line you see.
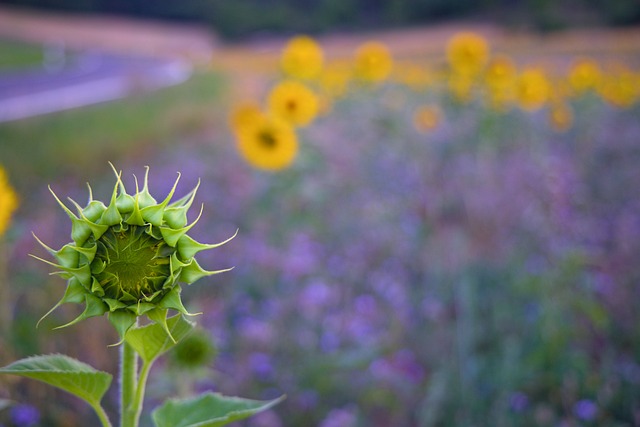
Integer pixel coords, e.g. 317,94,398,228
1,0,638,39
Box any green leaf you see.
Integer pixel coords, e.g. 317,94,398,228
152,392,285,427
0,355,112,407
125,314,195,364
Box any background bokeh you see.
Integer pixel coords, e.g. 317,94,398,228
1,2,640,426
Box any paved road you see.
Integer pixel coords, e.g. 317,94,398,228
0,51,192,123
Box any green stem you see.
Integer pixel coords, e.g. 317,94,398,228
120,340,138,427
131,361,153,423
90,402,114,427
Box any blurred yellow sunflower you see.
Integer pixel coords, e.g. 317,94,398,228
229,100,263,132
483,54,518,110
413,104,442,133
268,80,319,127
549,102,574,132
598,65,638,109
446,32,490,76
0,166,19,237
235,114,298,171
319,61,352,99
568,58,602,95
353,41,393,83
516,67,551,111
280,35,324,80
484,54,517,87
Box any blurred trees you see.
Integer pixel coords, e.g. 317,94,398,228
0,0,638,39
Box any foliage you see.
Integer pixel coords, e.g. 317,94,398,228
1,0,639,39
0,39,44,70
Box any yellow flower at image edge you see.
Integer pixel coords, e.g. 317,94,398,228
32,165,236,340
268,80,319,128
0,166,19,237
236,115,298,171
598,66,639,109
280,35,324,80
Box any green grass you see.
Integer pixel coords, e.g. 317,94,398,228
0,70,227,202
0,38,44,70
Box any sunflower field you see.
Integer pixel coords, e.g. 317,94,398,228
2,26,640,427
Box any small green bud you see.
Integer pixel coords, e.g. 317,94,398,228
170,329,217,370
32,164,236,340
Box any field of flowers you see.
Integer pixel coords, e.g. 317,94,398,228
1,27,640,427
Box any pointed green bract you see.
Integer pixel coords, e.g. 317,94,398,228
108,310,137,340
34,166,235,339
151,392,285,427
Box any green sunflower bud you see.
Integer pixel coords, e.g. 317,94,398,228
169,328,217,371
32,164,236,341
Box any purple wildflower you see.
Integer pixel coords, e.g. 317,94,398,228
10,404,40,427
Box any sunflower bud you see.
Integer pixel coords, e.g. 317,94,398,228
169,328,217,371
33,165,235,340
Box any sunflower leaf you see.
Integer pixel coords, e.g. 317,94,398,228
151,392,285,427
0,355,112,407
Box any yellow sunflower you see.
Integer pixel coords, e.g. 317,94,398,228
0,166,19,237
267,80,319,128
446,32,490,76
598,65,638,109
235,114,298,171
353,41,393,83
483,55,518,111
484,54,517,87
413,104,442,133
319,60,352,99
516,67,551,111
229,100,263,132
568,58,602,95
280,35,324,80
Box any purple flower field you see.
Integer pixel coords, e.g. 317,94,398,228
2,30,640,427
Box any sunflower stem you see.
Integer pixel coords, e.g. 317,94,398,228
131,361,152,424
120,326,138,427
